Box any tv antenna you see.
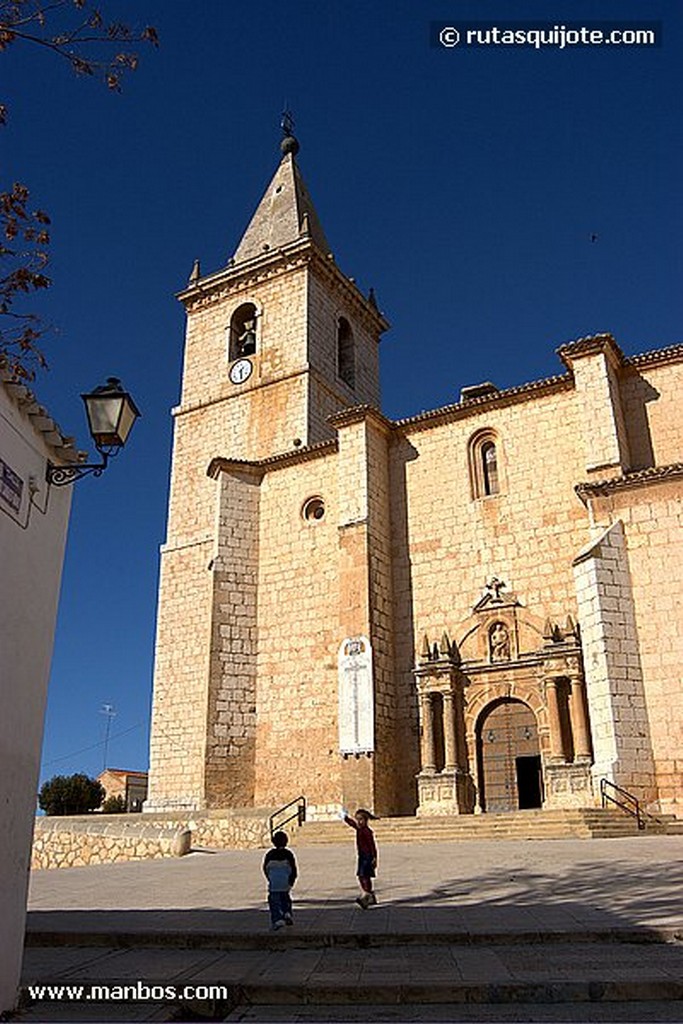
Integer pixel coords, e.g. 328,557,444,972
99,703,117,771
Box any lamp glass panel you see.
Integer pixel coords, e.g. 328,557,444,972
116,399,138,445
85,395,125,445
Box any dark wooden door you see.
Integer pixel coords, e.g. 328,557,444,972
478,700,541,812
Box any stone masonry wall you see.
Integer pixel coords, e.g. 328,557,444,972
149,374,308,811
336,417,376,812
180,263,309,412
570,350,630,475
573,520,657,803
149,260,320,812
364,416,399,813
205,466,262,807
621,359,683,471
254,451,342,814
167,377,310,547
391,387,592,812
586,480,683,814
32,809,274,869
147,540,212,811
307,268,381,421
31,817,191,870
393,386,589,679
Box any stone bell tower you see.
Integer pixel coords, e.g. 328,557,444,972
147,126,388,811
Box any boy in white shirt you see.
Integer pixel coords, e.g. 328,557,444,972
263,831,298,930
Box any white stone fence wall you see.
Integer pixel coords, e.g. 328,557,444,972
31,808,273,870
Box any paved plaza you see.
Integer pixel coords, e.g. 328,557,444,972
20,834,683,1022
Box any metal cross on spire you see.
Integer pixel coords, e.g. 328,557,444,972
281,108,295,138
279,108,300,156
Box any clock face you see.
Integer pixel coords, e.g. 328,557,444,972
229,358,253,385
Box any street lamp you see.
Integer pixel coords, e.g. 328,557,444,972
46,377,141,486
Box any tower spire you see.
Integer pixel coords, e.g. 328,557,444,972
231,117,330,264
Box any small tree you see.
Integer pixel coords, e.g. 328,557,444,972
38,772,104,815
102,793,126,814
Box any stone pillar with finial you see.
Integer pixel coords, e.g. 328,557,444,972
413,633,474,816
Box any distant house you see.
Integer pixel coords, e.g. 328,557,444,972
98,768,149,812
0,367,83,1014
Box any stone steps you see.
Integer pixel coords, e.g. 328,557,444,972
293,808,649,844
225,1002,683,1023
20,937,683,1022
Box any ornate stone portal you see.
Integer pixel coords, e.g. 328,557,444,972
414,581,594,816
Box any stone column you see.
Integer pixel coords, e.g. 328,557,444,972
569,675,592,760
453,686,469,772
419,692,436,772
545,677,566,762
442,691,457,771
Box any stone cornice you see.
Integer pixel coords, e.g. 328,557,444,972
327,404,393,434
177,240,313,309
556,332,624,371
392,374,572,433
575,462,683,500
177,239,389,336
624,343,683,370
459,643,579,677
557,335,683,374
206,458,265,482
207,438,338,479
173,366,308,419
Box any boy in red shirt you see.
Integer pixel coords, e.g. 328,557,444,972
342,807,378,909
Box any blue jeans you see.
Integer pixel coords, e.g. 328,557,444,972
268,890,292,926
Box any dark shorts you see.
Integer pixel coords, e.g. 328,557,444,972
357,852,375,879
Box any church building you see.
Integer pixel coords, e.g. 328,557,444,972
146,129,682,822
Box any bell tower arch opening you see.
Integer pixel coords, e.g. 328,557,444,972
228,302,258,361
337,316,356,389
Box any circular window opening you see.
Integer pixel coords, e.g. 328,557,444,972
302,496,325,522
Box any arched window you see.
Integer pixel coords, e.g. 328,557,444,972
337,317,355,389
469,429,502,499
228,303,258,362
481,440,499,496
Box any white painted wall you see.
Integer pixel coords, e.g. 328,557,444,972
0,382,72,1013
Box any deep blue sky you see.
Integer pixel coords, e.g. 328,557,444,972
4,1,680,788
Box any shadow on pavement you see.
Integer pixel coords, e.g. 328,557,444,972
25,857,683,944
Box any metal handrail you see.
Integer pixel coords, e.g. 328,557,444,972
600,778,644,830
269,795,306,840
